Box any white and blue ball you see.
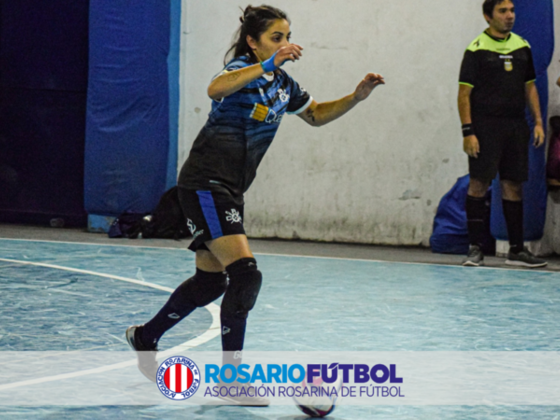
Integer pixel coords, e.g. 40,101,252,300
293,370,343,418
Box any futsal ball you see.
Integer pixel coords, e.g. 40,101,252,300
293,369,343,418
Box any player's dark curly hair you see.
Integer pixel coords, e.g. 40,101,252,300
483,0,514,18
224,5,289,65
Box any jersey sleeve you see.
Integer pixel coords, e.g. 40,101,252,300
459,50,477,88
286,76,313,115
525,48,537,83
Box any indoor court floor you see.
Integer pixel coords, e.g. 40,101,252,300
1,224,559,419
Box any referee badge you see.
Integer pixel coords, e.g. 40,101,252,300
504,59,513,72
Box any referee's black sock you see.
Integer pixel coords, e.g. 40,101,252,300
466,195,487,248
502,199,524,254
141,269,227,348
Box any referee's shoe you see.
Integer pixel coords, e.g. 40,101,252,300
126,325,158,382
463,245,484,267
505,248,547,268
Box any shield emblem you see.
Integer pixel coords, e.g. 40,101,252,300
504,59,513,72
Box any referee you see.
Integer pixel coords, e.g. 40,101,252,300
458,0,546,268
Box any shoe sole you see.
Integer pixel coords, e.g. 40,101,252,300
126,325,158,383
462,261,484,267
125,326,137,350
505,260,547,268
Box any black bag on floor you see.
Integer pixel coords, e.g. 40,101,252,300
142,187,190,240
109,187,191,240
108,212,146,239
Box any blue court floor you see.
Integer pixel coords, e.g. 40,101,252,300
1,235,559,419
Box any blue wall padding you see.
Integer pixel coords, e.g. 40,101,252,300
490,0,554,241
167,0,181,190
85,0,170,216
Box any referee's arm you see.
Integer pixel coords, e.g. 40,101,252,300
525,81,545,147
458,84,479,158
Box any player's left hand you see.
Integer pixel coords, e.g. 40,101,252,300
354,73,385,101
533,124,545,148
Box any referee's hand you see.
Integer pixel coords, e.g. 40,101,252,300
463,135,480,158
533,125,545,148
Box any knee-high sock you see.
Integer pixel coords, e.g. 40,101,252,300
502,199,524,253
220,258,262,364
141,269,227,348
466,195,487,247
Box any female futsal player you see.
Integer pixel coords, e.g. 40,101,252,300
126,4,384,405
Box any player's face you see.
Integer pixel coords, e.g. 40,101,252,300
486,1,515,34
251,19,291,61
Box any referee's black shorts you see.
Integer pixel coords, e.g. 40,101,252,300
469,116,530,183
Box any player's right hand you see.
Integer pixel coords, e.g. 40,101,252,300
274,44,303,67
463,135,480,158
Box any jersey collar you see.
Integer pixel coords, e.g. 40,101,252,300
262,72,274,82
483,30,512,42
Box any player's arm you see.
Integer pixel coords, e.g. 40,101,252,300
297,73,384,127
458,83,479,158
525,81,544,147
208,44,303,101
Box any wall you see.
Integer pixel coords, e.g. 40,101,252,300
179,0,549,246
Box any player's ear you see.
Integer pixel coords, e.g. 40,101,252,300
246,35,258,51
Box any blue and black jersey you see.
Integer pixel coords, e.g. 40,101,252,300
459,31,536,119
179,56,312,203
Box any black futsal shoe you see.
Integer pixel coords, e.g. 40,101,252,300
505,248,547,268
462,245,484,267
126,325,158,382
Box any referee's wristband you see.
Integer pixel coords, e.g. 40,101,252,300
462,123,475,137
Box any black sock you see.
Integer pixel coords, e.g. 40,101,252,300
502,199,524,253
466,195,487,247
141,269,227,348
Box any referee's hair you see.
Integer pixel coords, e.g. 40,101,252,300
483,0,513,19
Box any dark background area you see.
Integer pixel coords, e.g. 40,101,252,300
0,0,89,227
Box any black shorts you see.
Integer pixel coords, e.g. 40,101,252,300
469,116,530,183
177,188,245,252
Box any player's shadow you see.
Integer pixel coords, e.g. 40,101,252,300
278,416,344,420
194,404,272,419
194,406,345,419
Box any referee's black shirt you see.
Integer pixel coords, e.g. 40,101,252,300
459,31,536,119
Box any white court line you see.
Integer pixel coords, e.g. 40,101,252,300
0,237,555,274
253,252,558,274
0,237,187,251
0,257,221,391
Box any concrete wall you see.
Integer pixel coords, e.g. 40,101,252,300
179,0,553,247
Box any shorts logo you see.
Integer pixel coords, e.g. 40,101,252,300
186,219,196,235
157,356,201,400
225,209,242,224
